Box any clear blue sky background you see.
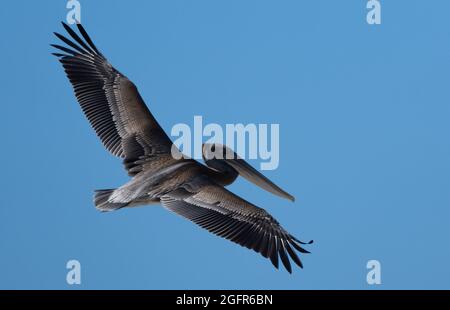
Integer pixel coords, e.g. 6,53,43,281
1,0,449,289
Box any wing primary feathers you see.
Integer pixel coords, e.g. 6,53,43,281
232,224,257,248
52,52,68,58
278,239,292,273
61,22,96,55
268,235,279,269
290,234,314,245
76,23,102,55
241,224,261,249
260,232,271,258
253,228,268,254
241,224,262,249
289,238,311,254
54,32,87,55
284,241,303,269
51,44,80,56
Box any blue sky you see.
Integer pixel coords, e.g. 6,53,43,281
1,0,450,289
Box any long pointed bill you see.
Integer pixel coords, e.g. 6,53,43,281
226,158,295,202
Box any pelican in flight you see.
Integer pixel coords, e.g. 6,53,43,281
52,22,312,273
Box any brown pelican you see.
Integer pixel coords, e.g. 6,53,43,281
52,22,312,273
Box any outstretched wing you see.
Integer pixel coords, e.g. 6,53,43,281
52,22,173,175
161,183,312,273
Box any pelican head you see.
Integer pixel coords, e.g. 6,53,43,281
202,143,238,160
202,143,239,185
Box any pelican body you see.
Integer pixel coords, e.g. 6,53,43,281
52,22,312,273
